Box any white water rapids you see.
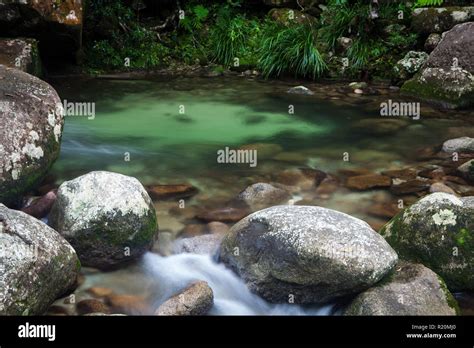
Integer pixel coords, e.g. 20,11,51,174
141,252,336,315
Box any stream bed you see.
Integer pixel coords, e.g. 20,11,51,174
47,75,474,315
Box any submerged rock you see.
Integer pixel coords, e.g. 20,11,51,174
173,234,224,255
76,299,110,315
0,38,41,76
49,171,158,270
0,65,64,206
237,183,290,211
146,183,198,200
344,262,459,315
105,294,150,315
380,193,474,291
346,174,392,191
0,204,80,315
155,281,214,316
220,205,398,304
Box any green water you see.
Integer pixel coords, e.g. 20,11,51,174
49,76,468,220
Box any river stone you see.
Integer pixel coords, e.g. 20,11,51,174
49,171,158,270
155,281,214,316
287,86,314,95
457,159,474,181
411,7,474,34
237,183,290,211
219,205,398,304
442,137,474,153
344,262,459,316
0,65,64,206
173,234,224,255
380,193,474,291
0,204,80,315
0,38,41,76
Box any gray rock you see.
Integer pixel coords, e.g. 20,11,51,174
173,234,224,255
344,262,459,315
220,205,398,304
393,51,429,81
155,281,214,316
0,204,80,315
49,171,158,270
0,38,41,76
442,137,474,153
0,65,64,205
237,183,290,211
457,159,474,181
380,193,474,291
287,86,314,95
426,22,474,74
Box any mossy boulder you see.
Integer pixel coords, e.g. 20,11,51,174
344,262,459,316
411,7,474,35
401,22,474,109
220,205,398,304
393,51,429,82
380,193,474,291
49,171,158,270
401,67,474,109
0,65,64,206
0,204,80,315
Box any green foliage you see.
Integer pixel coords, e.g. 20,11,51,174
258,22,326,79
84,0,169,70
208,6,260,66
179,4,209,32
415,0,444,6
320,0,417,77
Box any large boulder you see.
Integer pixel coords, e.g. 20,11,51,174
219,205,398,304
0,204,80,315
155,281,214,316
442,137,474,153
344,262,459,316
411,7,474,35
425,22,474,74
401,22,474,109
0,65,64,206
49,171,158,270
0,0,83,59
380,193,474,291
0,38,41,76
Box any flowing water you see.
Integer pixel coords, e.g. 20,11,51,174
48,75,473,315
